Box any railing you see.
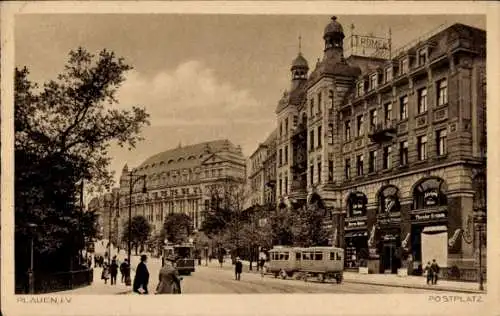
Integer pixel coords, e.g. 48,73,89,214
441,266,487,283
19,268,94,294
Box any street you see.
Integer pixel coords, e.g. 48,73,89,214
125,256,457,294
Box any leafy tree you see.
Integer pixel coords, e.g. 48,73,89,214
162,213,194,245
122,215,152,254
291,201,332,247
14,47,149,284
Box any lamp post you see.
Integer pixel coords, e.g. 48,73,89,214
27,223,38,294
128,172,147,265
108,197,113,265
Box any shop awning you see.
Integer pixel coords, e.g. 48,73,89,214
345,231,368,238
422,225,447,234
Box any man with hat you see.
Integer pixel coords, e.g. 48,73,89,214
133,254,150,294
155,254,182,294
234,257,243,281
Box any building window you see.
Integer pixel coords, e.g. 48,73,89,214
317,162,322,184
368,150,377,173
369,109,377,129
437,78,448,106
418,88,428,114
279,148,283,166
284,175,288,194
400,141,408,165
280,122,283,137
310,163,314,186
284,146,288,164
357,114,364,137
370,74,378,90
328,160,334,182
317,125,322,148
285,118,289,135
384,102,392,125
356,154,364,176
401,58,409,74
317,92,322,113
400,95,408,120
345,120,351,141
417,135,428,161
328,90,334,108
436,129,447,156
310,99,314,116
279,176,282,196
383,146,391,169
418,49,427,66
385,67,393,83
310,130,314,151
345,158,351,180
357,81,364,97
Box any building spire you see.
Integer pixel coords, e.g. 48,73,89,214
298,34,302,54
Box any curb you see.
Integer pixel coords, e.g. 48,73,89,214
343,279,486,294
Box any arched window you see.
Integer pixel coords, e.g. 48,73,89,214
378,185,400,214
472,173,486,212
412,177,447,210
346,192,367,217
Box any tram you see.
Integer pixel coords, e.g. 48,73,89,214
268,246,303,279
162,243,196,275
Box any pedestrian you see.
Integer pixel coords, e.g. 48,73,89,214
431,259,440,285
120,259,129,283
101,263,110,284
110,258,119,285
424,261,433,285
133,254,150,294
218,253,224,268
235,257,243,281
155,254,182,294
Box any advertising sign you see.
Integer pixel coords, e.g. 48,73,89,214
353,35,390,50
423,189,440,207
411,210,447,222
345,219,367,230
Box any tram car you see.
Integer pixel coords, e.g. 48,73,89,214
299,246,344,283
268,246,303,279
162,243,196,275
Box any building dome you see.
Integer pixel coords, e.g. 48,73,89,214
323,16,344,39
291,53,309,69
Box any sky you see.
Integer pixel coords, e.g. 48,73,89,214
15,14,485,190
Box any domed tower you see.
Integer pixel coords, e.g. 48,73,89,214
323,16,345,63
291,36,309,90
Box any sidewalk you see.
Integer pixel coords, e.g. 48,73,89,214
213,259,486,294
56,267,134,295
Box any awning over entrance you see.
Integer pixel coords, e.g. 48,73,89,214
345,231,368,238
422,225,447,234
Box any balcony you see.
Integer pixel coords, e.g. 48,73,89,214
368,120,397,143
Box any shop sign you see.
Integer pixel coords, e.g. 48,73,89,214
378,217,401,225
345,219,367,230
382,234,398,241
383,196,398,213
423,189,440,207
411,211,447,222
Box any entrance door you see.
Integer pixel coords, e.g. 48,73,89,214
382,244,396,274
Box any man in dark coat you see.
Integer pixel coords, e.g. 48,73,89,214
431,259,440,285
120,259,129,284
234,257,243,281
133,255,150,294
155,255,182,294
110,257,119,285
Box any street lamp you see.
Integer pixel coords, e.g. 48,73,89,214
128,172,147,266
26,223,38,294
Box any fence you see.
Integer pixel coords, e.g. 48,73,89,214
16,268,93,294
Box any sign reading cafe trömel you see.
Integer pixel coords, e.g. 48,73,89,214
352,35,389,50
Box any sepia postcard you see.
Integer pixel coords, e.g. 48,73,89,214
1,1,499,316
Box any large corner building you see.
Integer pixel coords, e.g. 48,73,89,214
272,16,486,277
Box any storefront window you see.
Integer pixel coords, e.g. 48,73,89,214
347,192,368,217
378,185,400,214
412,177,447,210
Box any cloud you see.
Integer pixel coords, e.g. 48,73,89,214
107,60,276,185
116,60,273,126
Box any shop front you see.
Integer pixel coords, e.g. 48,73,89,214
376,185,402,274
410,177,448,275
344,192,368,268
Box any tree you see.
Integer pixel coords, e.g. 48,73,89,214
122,215,152,254
162,213,194,245
14,47,150,282
291,201,332,247
200,178,248,256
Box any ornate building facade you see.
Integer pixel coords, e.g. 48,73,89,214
274,16,486,276
92,140,246,246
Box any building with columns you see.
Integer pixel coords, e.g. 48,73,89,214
273,16,486,277
90,140,246,247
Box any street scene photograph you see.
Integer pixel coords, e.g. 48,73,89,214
11,11,487,298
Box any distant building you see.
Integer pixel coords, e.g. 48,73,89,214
271,16,486,276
